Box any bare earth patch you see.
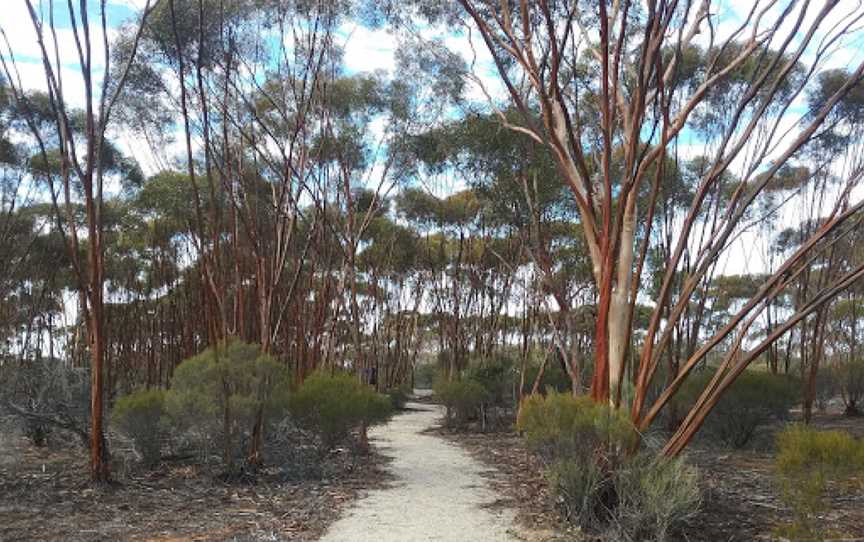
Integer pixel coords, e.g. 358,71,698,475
0,430,389,541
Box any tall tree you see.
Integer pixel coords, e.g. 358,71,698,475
447,0,864,453
0,0,159,481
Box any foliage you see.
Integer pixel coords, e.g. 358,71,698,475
384,387,410,410
111,389,167,467
521,356,573,395
518,392,636,464
413,362,439,389
464,354,514,408
775,425,864,539
609,454,701,542
518,392,700,539
833,359,864,416
674,370,799,448
289,372,392,452
813,367,836,412
434,378,490,429
165,339,291,470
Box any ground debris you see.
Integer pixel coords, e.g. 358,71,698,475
0,433,390,542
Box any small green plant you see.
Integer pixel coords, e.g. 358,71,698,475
518,392,700,540
674,370,798,448
111,388,167,467
434,378,489,428
775,425,864,539
289,372,392,452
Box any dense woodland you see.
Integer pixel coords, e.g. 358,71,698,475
1,0,864,540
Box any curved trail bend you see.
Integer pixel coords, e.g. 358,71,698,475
319,401,523,542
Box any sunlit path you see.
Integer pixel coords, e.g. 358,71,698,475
319,402,521,542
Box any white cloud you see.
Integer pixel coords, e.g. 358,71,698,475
339,25,397,75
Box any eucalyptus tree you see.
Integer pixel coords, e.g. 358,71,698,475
0,0,159,481
411,111,596,392
412,0,864,455
356,212,426,389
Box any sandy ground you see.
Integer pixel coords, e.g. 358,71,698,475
319,402,524,542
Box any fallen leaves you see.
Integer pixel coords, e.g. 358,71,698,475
0,433,391,542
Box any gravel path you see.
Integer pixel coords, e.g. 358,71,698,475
318,402,522,542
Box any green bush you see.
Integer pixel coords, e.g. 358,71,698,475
518,392,636,462
166,339,291,470
464,355,514,408
674,370,798,448
775,425,864,539
434,378,490,428
518,392,700,540
384,387,410,410
519,393,636,527
521,356,573,395
111,389,167,467
289,372,392,452
834,359,864,416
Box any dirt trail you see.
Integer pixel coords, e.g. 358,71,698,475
318,402,523,542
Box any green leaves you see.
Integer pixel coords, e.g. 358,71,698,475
166,339,291,467
289,371,392,451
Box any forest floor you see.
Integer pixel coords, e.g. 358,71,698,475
2,405,862,541
0,423,390,541
442,409,864,541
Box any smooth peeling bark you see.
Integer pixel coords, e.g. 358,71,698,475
609,191,638,406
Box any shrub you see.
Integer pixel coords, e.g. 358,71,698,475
166,339,291,470
519,393,636,525
813,367,836,412
111,389,167,467
289,372,392,452
518,392,636,462
518,392,700,540
384,387,410,410
434,378,489,429
464,354,514,408
775,425,864,538
674,370,798,448
521,356,574,395
834,359,864,416
0,358,90,448
611,454,701,541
